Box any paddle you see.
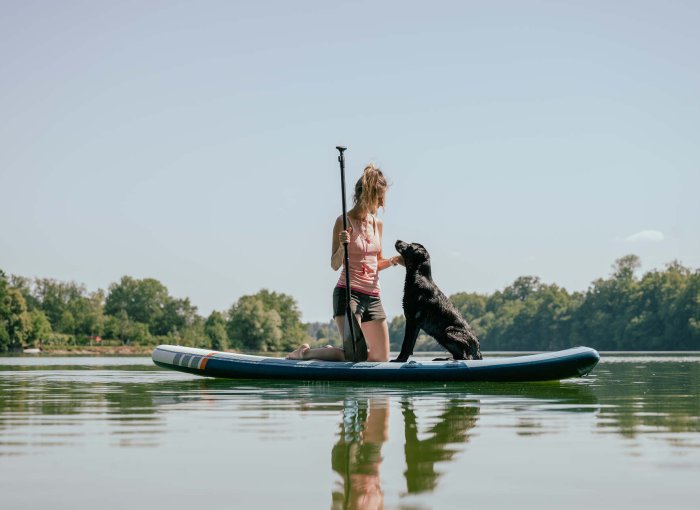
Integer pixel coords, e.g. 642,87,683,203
336,146,368,362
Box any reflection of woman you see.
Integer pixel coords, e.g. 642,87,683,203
287,164,402,362
331,398,389,510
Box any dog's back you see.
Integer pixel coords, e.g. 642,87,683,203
412,274,481,360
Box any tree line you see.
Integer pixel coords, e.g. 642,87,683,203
389,254,699,352
0,272,308,352
1,254,699,353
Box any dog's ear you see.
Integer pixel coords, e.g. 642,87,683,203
412,243,429,261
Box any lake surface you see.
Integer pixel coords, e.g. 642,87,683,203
1,353,698,510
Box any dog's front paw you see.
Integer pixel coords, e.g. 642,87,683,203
390,357,408,363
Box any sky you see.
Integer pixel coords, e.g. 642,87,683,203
1,0,699,322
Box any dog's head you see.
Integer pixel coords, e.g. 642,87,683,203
395,240,430,270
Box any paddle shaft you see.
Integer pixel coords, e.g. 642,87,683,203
336,145,357,361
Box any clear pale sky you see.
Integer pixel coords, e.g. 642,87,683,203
1,1,698,322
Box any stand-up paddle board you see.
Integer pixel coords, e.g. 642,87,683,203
152,345,599,382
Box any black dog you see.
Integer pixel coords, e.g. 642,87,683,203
393,240,482,362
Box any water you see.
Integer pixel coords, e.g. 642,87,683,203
1,354,698,510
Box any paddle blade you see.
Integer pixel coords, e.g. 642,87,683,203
342,309,368,362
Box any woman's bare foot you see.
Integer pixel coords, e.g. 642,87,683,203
286,343,310,360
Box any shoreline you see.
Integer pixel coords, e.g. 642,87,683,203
19,345,157,356
9,347,700,357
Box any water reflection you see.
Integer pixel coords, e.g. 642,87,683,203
331,398,389,509
589,360,700,438
318,384,595,508
401,397,479,494
322,395,480,509
0,364,172,454
0,357,699,474
184,379,599,508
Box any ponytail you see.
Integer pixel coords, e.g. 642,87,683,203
353,164,388,214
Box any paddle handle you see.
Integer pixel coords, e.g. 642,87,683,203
336,145,356,359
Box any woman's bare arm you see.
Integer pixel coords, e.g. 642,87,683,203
376,218,403,270
330,216,346,271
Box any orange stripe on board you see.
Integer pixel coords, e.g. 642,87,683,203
199,352,215,370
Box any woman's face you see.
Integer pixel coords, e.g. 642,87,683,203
377,189,386,209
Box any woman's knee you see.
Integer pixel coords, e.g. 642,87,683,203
367,352,389,362
362,319,390,362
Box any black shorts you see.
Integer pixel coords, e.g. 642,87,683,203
333,287,386,323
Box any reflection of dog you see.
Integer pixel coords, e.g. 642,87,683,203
393,241,482,362
402,398,479,493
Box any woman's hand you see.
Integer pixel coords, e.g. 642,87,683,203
339,227,352,245
331,218,351,270
378,254,404,271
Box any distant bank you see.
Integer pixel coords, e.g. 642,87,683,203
2,253,699,354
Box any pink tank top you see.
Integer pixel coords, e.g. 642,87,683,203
336,214,381,296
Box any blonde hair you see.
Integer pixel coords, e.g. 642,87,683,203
353,163,388,214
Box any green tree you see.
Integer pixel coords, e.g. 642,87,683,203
4,288,32,351
105,276,200,341
104,309,150,345
0,270,10,351
154,297,198,336
27,309,52,348
58,310,76,336
387,314,440,352
630,262,700,350
388,315,406,351
450,292,488,337
613,254,641,280
205,311,229,351
105,276,169,330
227,294,283,351
254,289,309,349
0,326,8,351
450,292,487,319
305,320,341,347
24,278,105,340
570,255,642,350
9,275,39,310
33,278,85,330
679,268,700,349
172,316,206,348
71,290,106,338
503,276,542,302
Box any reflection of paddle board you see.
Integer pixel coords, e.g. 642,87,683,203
152,345,599,382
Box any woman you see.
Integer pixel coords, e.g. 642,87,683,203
287,163,403,362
